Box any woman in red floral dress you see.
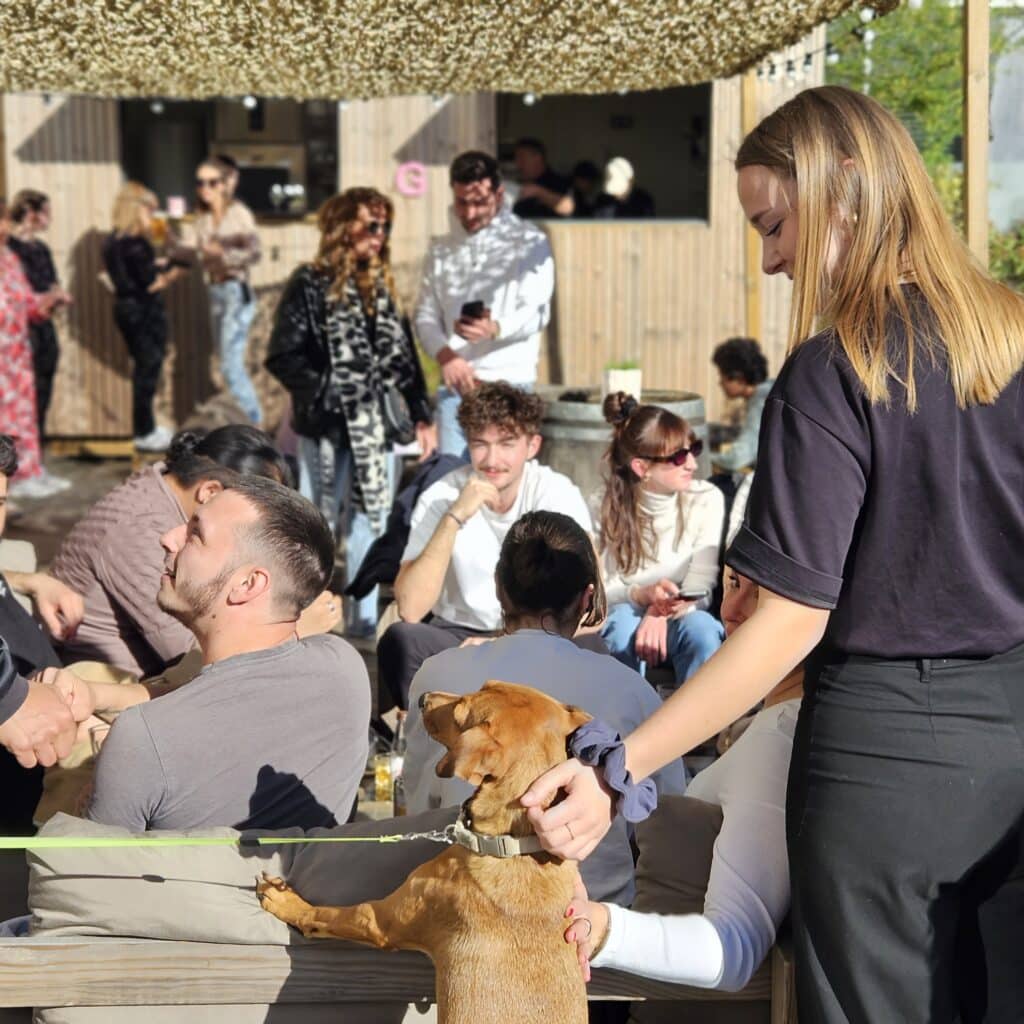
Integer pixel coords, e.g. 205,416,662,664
0,197,61,498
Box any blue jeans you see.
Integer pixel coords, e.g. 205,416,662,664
601,602,725,689
209,280,260,424
297,437,397,636
436,386,467,457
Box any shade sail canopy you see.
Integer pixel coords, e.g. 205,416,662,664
0,0,886,99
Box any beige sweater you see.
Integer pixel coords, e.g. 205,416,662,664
50,465,194,677
600,480,725,606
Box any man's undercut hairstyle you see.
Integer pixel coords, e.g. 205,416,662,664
226,475,334,618
456,381,544,439
165,425,294,489
449,151,502,192
514,137,547,159
712,337,769,386
0,435,18,478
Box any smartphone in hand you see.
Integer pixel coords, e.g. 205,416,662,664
460,300,485,319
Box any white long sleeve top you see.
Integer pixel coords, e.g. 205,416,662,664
600,481,725,607
413,206,554,385
590,698,799,991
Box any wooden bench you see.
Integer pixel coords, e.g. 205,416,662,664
0,935,797,1022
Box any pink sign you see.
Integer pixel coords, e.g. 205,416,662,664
395,161,428,198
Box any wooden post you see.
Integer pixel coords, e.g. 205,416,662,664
963,0,990,267
741,70,762,339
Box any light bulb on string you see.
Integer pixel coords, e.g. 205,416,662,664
242,95,258,110
826,43,840,66
523,92,537,106
860,7,875,23
150,99,165,115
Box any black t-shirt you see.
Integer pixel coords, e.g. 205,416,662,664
727,294,1024,659
513,168,571,219
0,573,61,676
8,237,58,292
102,233,160,302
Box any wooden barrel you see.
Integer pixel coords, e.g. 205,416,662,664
537,387,709,505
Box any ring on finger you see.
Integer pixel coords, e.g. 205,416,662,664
565,822,575,841
575,917,592,940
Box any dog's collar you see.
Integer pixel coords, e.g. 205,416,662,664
449,810,544,859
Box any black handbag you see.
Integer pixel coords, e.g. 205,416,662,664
380,385,416,445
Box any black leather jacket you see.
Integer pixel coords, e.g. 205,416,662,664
265,264,431,441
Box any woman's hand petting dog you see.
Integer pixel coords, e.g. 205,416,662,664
521,758,616,861
564,872,609,982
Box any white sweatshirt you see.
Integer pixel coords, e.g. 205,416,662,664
590,699,799,992
413,206,554,385
600,481,725,607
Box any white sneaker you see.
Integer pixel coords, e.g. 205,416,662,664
38,468,72,492
134,425,174,452
10,475,64,499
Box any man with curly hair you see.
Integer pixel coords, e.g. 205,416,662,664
377,381,591,710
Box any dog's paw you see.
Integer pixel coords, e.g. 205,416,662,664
256,872,316,932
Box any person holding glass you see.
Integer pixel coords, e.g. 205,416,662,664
523,86,1024,1022
182,158,262,424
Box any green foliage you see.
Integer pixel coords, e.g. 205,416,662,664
605,358,641,370
826,1,1023,289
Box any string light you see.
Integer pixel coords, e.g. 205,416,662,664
523,92,537,106
149,99,164,114
241,94,258,109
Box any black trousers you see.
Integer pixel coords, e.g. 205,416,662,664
376,617,494,712
113,297,168,437
28,320,59,438
787,643,1024,1023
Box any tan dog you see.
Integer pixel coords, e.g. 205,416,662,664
257,680,591,1024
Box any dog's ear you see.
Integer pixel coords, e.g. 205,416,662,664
563,703,593,734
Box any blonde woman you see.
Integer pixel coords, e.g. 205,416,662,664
524,85,1024,1021
266,188,432,636
103,182,177,451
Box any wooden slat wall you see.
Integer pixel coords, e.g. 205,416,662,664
538,31,824,422
339,94,497,309
1,35,819,437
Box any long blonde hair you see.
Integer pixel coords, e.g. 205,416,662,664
111,182,157,236
736,85,1024,410
313,188,397,313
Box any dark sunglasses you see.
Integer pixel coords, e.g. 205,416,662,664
365,220,392,237
649,439,703,466
196,177,222,188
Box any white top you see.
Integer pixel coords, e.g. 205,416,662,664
413,207,554,384
404,630,689,903
591,698,799,992
599,481,725,606
402,461,592,631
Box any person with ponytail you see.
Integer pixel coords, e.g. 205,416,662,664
267,187,434,637
402,510,686,903
597,391,725,691
523,85,1024,1022
50,425,291,677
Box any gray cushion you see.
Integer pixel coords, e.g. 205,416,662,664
29,808,458,944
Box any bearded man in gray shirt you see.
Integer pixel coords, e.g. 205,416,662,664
44,475,371,832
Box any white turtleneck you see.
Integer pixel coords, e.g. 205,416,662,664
600,480,725,607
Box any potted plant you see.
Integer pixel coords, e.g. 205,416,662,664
603,358,642,399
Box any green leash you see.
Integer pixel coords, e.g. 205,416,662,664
0,825,457,851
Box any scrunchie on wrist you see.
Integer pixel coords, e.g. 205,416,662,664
568,719,658,824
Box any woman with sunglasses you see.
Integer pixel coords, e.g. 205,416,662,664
596,391,725,691
266,187,433,637
185,158,262,424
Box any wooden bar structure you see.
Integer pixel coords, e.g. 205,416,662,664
0,37,820,440
963,0,990,267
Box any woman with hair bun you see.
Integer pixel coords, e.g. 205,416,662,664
402,509,687,903
596,391,725,692
50,424,292,676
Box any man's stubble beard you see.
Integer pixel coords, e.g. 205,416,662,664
157,564,237,628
